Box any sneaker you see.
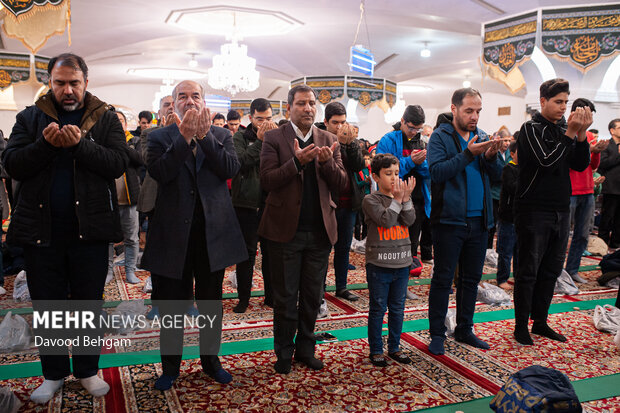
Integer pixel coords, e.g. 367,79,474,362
317,299,330,319
569,272,587,284
348,263,356,270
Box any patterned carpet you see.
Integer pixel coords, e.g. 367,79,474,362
0,248,619,412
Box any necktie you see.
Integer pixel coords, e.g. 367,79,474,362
190,138,197,157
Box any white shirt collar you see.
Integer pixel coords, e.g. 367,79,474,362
291,122,313,142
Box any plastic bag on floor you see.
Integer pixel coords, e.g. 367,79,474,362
0,386,22,413
593,304,620,333
12,270,30,302
554,270,580,296
607,277,620,289
227,271,237,289
477,282,511,306
0,311,31,352
445,308,456,336
142,276,152,293
485,249,498,268
113,300,147,334
350,238,366,254
614,330,620,350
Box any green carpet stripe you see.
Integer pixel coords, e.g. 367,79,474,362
0,264,602,314
415,373,620,412
0,298,614,381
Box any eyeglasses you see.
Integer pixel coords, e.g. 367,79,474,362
404,123,422,133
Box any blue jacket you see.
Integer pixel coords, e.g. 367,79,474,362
427,113,503,229
376,129,431,218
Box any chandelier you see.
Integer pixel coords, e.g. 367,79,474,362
208,39,260,96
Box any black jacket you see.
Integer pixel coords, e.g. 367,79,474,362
598,138,620,195
122,140,143,205
515,112,590,213
231,126,261,209
2,91,128,246
498,162,518,223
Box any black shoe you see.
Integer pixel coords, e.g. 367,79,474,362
369,354,387,367
514,325,534,345
274,358,291,374
233,300,249,313
295,356,324,370
336,289,359,302
531,322,567,342
263,299,274,308
388,351,412,364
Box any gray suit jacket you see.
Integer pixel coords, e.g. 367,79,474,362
142,123,247,278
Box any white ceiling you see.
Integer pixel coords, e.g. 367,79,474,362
2,0,616,103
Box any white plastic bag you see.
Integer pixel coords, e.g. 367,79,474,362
113,300,147,334
12,270,30,302
607,277,620,289
142,276,152,293
484,249,498,268
0,386,22,413
614,330,620,350
477,282,511,306
445,308,456,336
227,271,237,289
593,304,620,333
0,311,31,352
351,238,366,254
554,270,580,296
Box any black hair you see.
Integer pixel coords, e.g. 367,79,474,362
278,119,289,126
227,110,241,121
509,141,517,153
213,113,226,122
588,128,599,134
402,105,425,125
48,53,88,80
609,119,620,132
451,88,481,107
571,98,595,112
371,153,398,176
540,78,570,100
361,149,370,157
513,130,520,141
138,111,152,122
287,84,317,106
116,111,127,123
324,102,347,122
250,98,272,115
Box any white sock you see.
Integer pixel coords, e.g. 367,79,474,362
30,378,64,404
80,375,110,397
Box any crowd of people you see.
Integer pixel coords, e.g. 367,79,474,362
3,52,620,404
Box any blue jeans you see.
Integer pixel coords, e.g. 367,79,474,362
108,205,139,275
334,208,356,291
496,219,517,284
429,218,487,338
366,263,409,355
565,194,594,276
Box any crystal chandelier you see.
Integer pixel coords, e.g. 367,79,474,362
208,39,259,96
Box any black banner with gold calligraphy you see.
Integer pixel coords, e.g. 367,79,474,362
483,11,537,75
0,52,31,89
0,0,63,17
542,5,620,71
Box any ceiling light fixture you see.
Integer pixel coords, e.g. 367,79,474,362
463,79,472,88
208,13,260,96
420,42,431,58
188,53,198,68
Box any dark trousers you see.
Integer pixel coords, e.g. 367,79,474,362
270,230,331,361
234,207,260,302
334,208,356,291
514,210,569,327
259,236,274,305
496,219,518,284
24,239,108,380
429,218,487,338
410,202,432,261
354,210,367,240
598,194,620,248
151,219,224,377
487,199,499,249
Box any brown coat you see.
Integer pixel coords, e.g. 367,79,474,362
258,123,347,244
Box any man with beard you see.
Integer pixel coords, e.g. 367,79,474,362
426,88,503,355
2,53,128,403
142,80,247,389
231,98,278,313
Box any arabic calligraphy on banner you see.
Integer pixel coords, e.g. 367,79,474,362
542,4,620,71
0,0,63,17
483,11,537,75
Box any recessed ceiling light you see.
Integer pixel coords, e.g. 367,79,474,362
420,42,431,58
188,53,198,68
463,80,472,87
